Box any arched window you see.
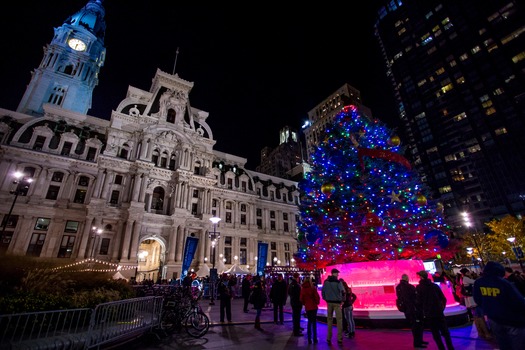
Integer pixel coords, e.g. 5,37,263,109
151,187,165,210
152,149,160,166
169,154,176,170
160,151,169,168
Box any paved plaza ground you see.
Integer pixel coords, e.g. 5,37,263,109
116,298,498,350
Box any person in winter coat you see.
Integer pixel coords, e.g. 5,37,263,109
321,268,345,345
340,279,357,338
241,274,253,313
396,274,427,348
473,261,525,350
269,273,288,324
416,270,455,350
300,277,320,344
459,268,491,339
250,279,267,330
217,273,233,323
288,273,303,336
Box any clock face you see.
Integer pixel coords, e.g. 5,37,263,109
68,38,86,51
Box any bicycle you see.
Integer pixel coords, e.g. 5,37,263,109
161,289,209,338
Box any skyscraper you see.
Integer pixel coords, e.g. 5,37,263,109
374,0,525,229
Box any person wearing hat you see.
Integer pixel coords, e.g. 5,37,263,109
416,270,455,350
322,268,345,345
473,261,525,350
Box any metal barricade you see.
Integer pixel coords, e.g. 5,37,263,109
0,296,164,350
85,296,163,349
0,308,92,349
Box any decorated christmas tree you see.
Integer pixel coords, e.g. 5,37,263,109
295,105,457,270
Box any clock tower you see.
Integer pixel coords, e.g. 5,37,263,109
17,0,106,116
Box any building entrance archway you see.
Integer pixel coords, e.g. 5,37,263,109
135,237,166,283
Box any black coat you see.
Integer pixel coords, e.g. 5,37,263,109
270,279,288,304
416,278,446,318
288,279,302,307
242,278,252,298
396,279,418,316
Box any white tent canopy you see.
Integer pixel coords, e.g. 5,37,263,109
112,271,128,281
196,263,210,277
223,264,250,275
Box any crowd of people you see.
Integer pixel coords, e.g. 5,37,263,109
395,262,525,350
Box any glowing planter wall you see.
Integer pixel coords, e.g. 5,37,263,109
317,260,458,311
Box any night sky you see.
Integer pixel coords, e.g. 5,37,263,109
0,1,397,170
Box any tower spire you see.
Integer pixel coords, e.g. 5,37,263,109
172,47,180,75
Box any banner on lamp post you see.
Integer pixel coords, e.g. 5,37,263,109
181,236,199,278
257,242,268,277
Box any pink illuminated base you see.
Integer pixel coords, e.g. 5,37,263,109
317,260,459,311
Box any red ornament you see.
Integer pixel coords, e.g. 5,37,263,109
361,212,383,227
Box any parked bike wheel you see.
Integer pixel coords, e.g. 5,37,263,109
184,310,209,338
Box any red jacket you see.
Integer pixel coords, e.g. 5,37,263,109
300,280,320,311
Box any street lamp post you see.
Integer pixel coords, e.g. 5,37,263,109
209,216,221,306
507,237,524,272
461,212,485,267
0,172,32,238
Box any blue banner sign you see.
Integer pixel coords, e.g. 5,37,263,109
257,242,268,276
181,236,199,278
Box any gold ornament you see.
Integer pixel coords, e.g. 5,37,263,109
321,183,335,197
416,194,427,206
389,135,401,147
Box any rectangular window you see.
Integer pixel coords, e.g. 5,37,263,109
227,178,233,189
240,248,247,265
74,189,86,203
0,232,13,255
191,203,198,215
226,212,232,223
34,218,50,231
57,235,75,258
193,189,199,198
240,237,247,247
240,214,246,225
99,238,110,255
256,208,262,216
256,218,262,229
284,243,290,251
283,213,288,221
26,232,46,257
284,222,289,232
270,221,276,230
61,141,73,156
1,214,18,228
33,136,46,150
110,190,119,205
271,242,276,250
64,220,79,233
224,247,232,264
86,147,97,161
225,236,232,246
45,185,60,200
270,211,275,219
114,175,123,185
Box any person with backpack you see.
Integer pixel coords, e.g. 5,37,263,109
340,279,358,339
